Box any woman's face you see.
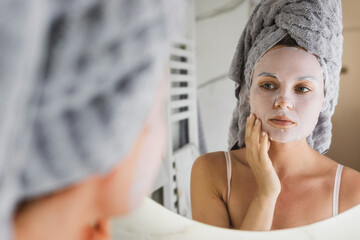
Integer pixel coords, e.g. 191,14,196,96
249,46,324,143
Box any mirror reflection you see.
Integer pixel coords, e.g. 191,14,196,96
150,0,360,232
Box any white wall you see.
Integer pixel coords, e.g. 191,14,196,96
195,0,250,152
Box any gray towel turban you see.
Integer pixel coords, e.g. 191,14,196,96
228,0,343,154
0,0,184,239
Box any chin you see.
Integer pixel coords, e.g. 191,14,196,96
267,135,306,143
267,131,301,143
269,138,300,143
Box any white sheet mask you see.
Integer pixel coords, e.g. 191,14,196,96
249,46,324,143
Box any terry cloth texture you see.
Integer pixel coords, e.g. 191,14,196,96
0,0,184,239
228,0,343,154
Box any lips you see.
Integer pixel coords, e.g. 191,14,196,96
268,115,297,129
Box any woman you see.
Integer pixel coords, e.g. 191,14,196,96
191,0,360,231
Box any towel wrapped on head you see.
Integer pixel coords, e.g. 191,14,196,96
228,0,343,154
0,0,184,239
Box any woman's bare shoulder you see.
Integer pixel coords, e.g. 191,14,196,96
192,151,227,172
190,151,232,227
191,151,228,186
320,155,360,207
340,166,360,212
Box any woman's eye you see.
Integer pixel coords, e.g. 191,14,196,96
260,83,276,90
295,86,311,93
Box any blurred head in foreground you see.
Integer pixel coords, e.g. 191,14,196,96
0,0,184,239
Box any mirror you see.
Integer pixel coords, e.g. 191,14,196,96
114,197,360,239
147,0,360,233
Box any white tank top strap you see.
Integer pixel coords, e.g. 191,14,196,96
224,151,232,203
333,164,344,216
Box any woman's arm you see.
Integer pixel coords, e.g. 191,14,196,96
191,115,280,231
239,192,278,230
239,114,281,231
191,155,231,228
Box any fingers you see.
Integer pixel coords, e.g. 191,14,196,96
259,132,274,170
245,114,255,145
259,131,268,160
245,114,262,146
267,136,271,152
252,118,262,145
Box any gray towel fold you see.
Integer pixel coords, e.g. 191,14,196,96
228,0,343,154
0,0,184,239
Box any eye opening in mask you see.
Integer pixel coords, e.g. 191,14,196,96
250,35,326,101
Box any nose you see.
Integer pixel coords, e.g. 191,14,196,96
273,96,294,111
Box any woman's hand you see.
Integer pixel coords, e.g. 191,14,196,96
245,114,281,198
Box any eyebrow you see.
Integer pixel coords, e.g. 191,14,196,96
296,76,318,81
257,72,318,82
257,72,279,79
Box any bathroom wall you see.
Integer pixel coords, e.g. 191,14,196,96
326,0,360,171
195,0,254,152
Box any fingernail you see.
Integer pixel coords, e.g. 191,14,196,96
262,132,266,136
255,119,259,124
250,114,254,119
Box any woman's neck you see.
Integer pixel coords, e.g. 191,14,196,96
268,139,322,180
13,179,101,240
